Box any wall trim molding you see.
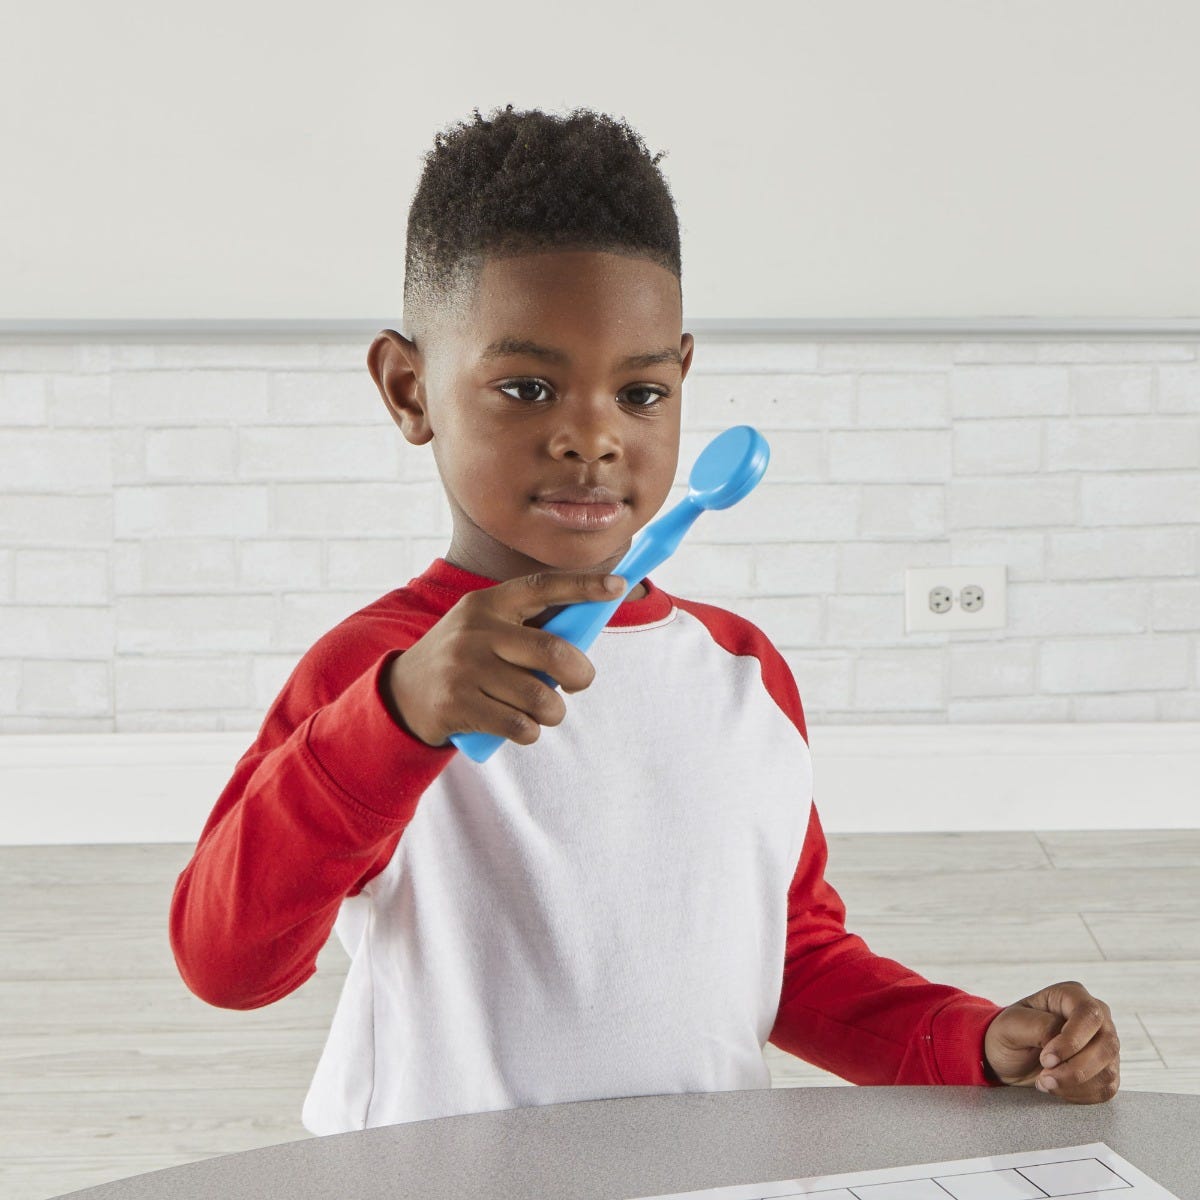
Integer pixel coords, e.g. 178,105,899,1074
2,317,1200,339
2,722,1197,844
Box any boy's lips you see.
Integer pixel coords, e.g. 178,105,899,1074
533,484,627,530
536,485,623,504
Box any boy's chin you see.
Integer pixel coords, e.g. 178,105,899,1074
505,535,627,575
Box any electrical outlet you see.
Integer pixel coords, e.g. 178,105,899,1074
905,565,1007,632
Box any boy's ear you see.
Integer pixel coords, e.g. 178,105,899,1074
680,332,695,383
367,330,434,445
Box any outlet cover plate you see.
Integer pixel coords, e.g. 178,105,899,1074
905,564,1007,632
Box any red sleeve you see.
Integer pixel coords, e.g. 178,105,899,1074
769,800,1006,1087
168,639,455,1010
668,594,1007,1088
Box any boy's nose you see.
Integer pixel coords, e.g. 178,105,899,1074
548,401,622,462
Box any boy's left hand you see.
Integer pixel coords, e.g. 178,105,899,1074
983,980,1121,1104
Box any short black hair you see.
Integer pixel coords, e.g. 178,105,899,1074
402,104,681,344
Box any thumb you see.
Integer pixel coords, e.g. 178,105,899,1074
1021,1006,1067,1058
986,1003,1067,1082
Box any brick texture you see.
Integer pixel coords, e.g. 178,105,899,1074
2,334,1197,729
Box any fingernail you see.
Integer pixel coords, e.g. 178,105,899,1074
1039,1075,1057,1091
605,575,625,593
1041,1052,1059,1067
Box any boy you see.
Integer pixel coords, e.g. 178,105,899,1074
169,104,1121,1134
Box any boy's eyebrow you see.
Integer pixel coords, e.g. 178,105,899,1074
479,336,682,370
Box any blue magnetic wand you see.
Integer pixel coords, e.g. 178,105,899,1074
449,424,770,763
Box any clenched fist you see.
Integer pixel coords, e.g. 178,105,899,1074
984,980,1121,1104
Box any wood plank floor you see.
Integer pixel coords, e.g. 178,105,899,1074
2,831,1198,1200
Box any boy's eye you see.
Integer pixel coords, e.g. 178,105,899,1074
496,379,667,408
499,380,552,404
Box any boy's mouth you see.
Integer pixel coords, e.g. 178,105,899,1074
533,484,627,530
537,484,623,504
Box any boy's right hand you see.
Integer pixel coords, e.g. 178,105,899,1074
383,571,625,749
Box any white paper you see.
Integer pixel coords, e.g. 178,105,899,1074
629,1141,1180,1200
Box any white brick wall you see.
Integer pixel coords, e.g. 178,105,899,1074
1,334,1197,733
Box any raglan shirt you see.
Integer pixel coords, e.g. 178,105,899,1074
169,557,1006,1135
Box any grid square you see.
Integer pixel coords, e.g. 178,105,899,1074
1022,1157,1131,1195
935,1167,1049,1199
852,1179,953,1199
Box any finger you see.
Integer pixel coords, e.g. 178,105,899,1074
497,571,626,623
1037,1026,1120,1095
1042,1054,1121,1105
477,666,568,732
491,623,598,695
1037,985,1111,1070
458,686,551,747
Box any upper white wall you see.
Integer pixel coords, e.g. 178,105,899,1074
3,0,1198,322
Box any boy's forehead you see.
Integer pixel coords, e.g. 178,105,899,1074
461,249,682,360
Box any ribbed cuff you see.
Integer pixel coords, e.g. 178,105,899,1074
931,997,1008,1086
305,649,456,821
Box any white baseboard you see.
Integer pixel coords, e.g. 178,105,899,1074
809,722,1200,834
1,723,1197,845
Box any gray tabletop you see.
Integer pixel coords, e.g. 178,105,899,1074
57,1086,1200,1200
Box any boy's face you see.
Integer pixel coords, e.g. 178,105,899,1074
370,250,694,597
